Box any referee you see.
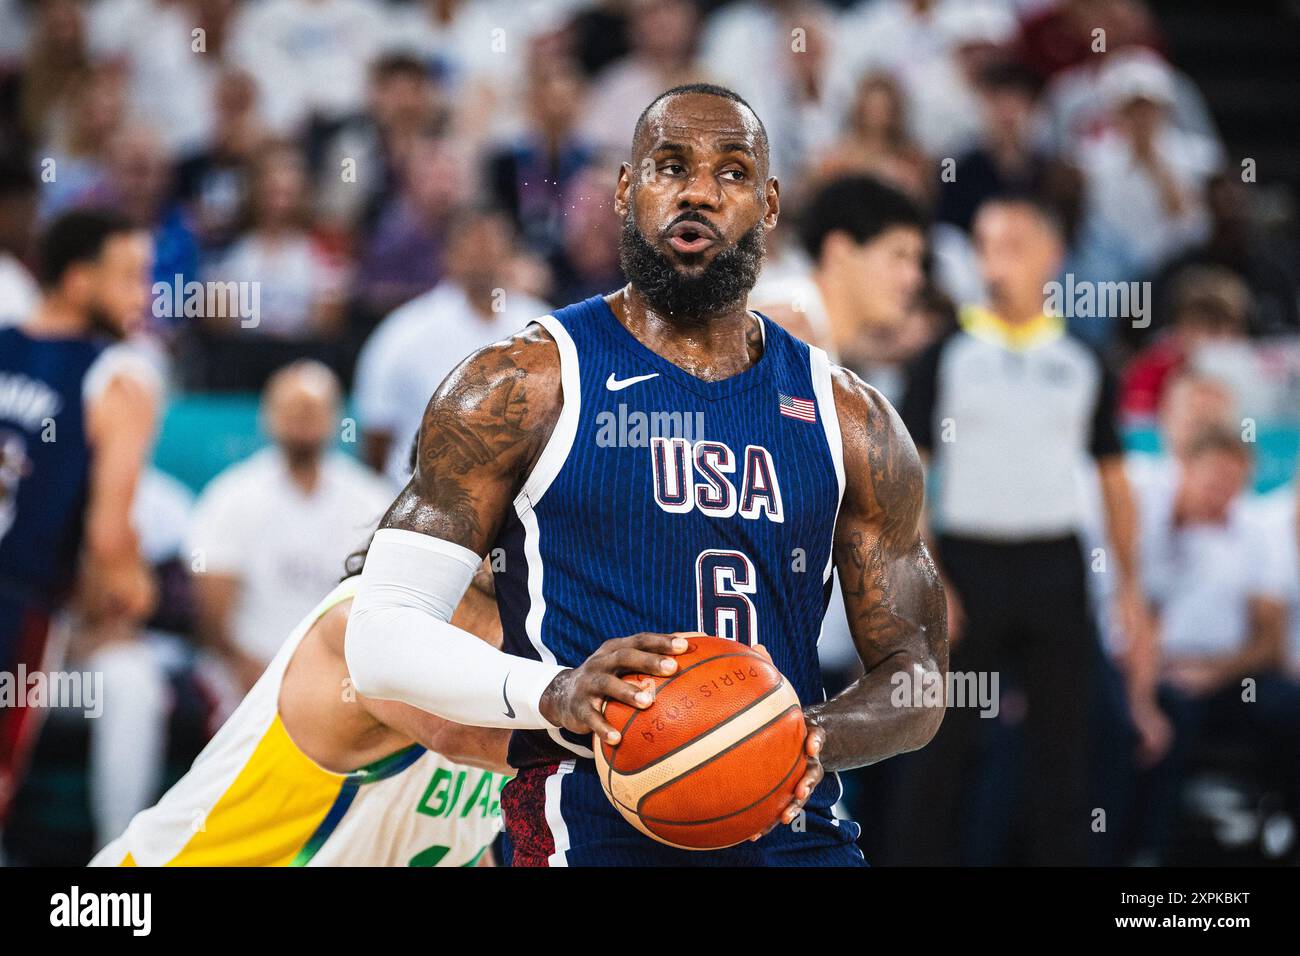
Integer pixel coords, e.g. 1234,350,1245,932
892,196,1152,865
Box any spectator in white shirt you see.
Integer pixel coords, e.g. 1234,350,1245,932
1077,371,1239,767
1076,51,1223,284
830,0,955,85
228,0,385,135
381,0,584,146
188,361,392,688
1036,45,1220,158
353,207,551,486
207,141,348,341
85,0,232,157
699,0,841,181
1138,430,1287,675
1132,425,1299,861
895,1,1019,159
579,0,706,157
1124,370,1239,495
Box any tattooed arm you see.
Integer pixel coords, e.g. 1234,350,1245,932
381,325,561,553
804,368,949,772
345,324,689,740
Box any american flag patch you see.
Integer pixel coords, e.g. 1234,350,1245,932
778,393,817,423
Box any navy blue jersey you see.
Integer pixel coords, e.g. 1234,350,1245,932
492,295,862,861
0,326,105,609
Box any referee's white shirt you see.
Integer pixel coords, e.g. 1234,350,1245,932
901,306,1123,542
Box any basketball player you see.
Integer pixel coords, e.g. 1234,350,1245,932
90,558,508,867
0,210,160,829
344,84,948,866
752,174,927,372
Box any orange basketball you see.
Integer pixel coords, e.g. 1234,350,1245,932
593,633,807,850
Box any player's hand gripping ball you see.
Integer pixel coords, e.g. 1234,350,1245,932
593,633,807,849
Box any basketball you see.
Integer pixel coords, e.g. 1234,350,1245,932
593,633,808,850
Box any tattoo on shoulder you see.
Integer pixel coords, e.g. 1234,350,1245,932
381,326,562,549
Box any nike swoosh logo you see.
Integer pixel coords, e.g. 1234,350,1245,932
606,372,660,391
502,674,516,719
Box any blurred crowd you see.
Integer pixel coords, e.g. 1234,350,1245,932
1,0,1298,865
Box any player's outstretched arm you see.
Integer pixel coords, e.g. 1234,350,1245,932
344,324,686,742
806,367,949,772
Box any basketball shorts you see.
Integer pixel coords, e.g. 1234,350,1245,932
500,759,867,867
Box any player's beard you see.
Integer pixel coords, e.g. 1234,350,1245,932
620,213,765,322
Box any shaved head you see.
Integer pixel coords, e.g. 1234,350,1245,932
264,360,341,467
631,83,769,177
265,359,341,410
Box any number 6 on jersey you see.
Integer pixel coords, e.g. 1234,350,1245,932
695,549,758,644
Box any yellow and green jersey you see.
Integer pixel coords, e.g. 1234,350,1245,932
90,578,507,867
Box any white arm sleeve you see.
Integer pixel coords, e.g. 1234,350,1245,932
345,528,566,729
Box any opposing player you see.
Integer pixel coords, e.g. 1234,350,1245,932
90,555,508,867
0,210,160,829
344,84,948,866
